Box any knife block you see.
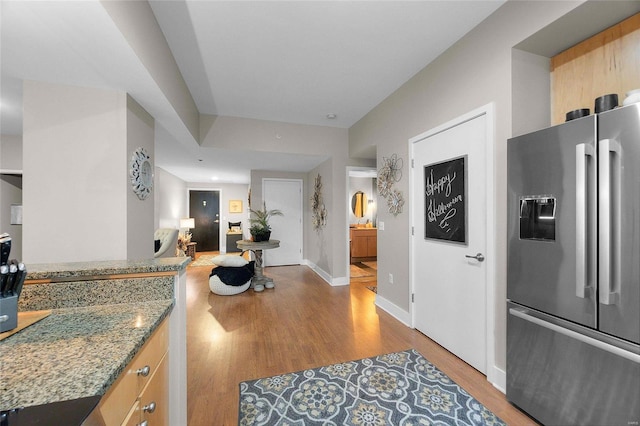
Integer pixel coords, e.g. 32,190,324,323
0,295,18,332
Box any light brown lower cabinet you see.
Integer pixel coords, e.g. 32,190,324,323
83,318,169,426
350,228,377,261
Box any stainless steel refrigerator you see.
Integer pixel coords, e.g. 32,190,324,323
507,103,640,425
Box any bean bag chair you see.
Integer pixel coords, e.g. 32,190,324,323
208,255,254,295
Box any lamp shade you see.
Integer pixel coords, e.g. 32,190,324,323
180,218,195,229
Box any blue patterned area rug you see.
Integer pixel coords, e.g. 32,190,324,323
239,349,506,425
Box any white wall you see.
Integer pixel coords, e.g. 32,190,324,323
154,167,187,230
511,49,552,137
22,81,155,263
348,1,583,376
217,183,250,245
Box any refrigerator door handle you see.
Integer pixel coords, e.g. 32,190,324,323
509,308,640,364
599,138,621,305
575,143,594,298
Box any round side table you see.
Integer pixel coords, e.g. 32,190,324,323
236,239,280,292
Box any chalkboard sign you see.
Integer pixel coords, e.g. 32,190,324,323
424,156,467,243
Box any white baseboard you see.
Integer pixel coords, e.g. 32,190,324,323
489,365,506,394
331,276,349,286
304,260,349,286
374,294,412,327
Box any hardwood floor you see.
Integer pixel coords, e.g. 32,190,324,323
185,257,535,425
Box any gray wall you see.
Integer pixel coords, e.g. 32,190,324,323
349,1,584,376
200,115,343,158
126,95,155,260
306,159,333,277
0,134,22,171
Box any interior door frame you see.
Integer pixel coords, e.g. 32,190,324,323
408,103,497,385
345,167,378,284
262,178,303,266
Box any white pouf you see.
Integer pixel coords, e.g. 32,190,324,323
209,275,250,296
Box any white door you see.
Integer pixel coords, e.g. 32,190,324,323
410,111,488,374
263,179,303,266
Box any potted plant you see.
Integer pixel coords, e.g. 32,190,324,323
249,203,283,242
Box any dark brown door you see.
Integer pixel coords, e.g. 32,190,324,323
189,190,220,252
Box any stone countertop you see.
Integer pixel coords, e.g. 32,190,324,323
26,257,190,281
0,300,173,411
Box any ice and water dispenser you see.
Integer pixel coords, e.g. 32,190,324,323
519,196,556,241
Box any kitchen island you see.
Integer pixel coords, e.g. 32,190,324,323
0,257,189,426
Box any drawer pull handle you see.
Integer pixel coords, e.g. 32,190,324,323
143,401,156,414
136,365,151,377
137,421,148,426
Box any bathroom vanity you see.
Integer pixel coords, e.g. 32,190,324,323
350,227,377,262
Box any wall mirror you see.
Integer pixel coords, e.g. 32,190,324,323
351,191,368,217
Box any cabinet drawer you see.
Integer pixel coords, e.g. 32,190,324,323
84,318,169,426
351,228,376,237
138,352,169,426
129,319,168,392
122,400,140,426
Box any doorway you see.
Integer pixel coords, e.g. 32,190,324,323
262,179,303,266
409,104,495,375
189,190,220,252
346,168,377,282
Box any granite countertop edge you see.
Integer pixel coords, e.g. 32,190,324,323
25,257,191,280
0,300,174,411
97,301,174,395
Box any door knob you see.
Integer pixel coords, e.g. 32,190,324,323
465,253,485,262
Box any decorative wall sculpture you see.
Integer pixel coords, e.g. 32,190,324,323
378,153,405,216
387,188,405,216
129,147,153,200
311,174,327,231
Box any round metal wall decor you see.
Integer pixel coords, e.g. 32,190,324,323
377,153,405,216
387,188,405,216
130,147,153,200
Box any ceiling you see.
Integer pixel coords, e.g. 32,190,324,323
1,1,505,183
